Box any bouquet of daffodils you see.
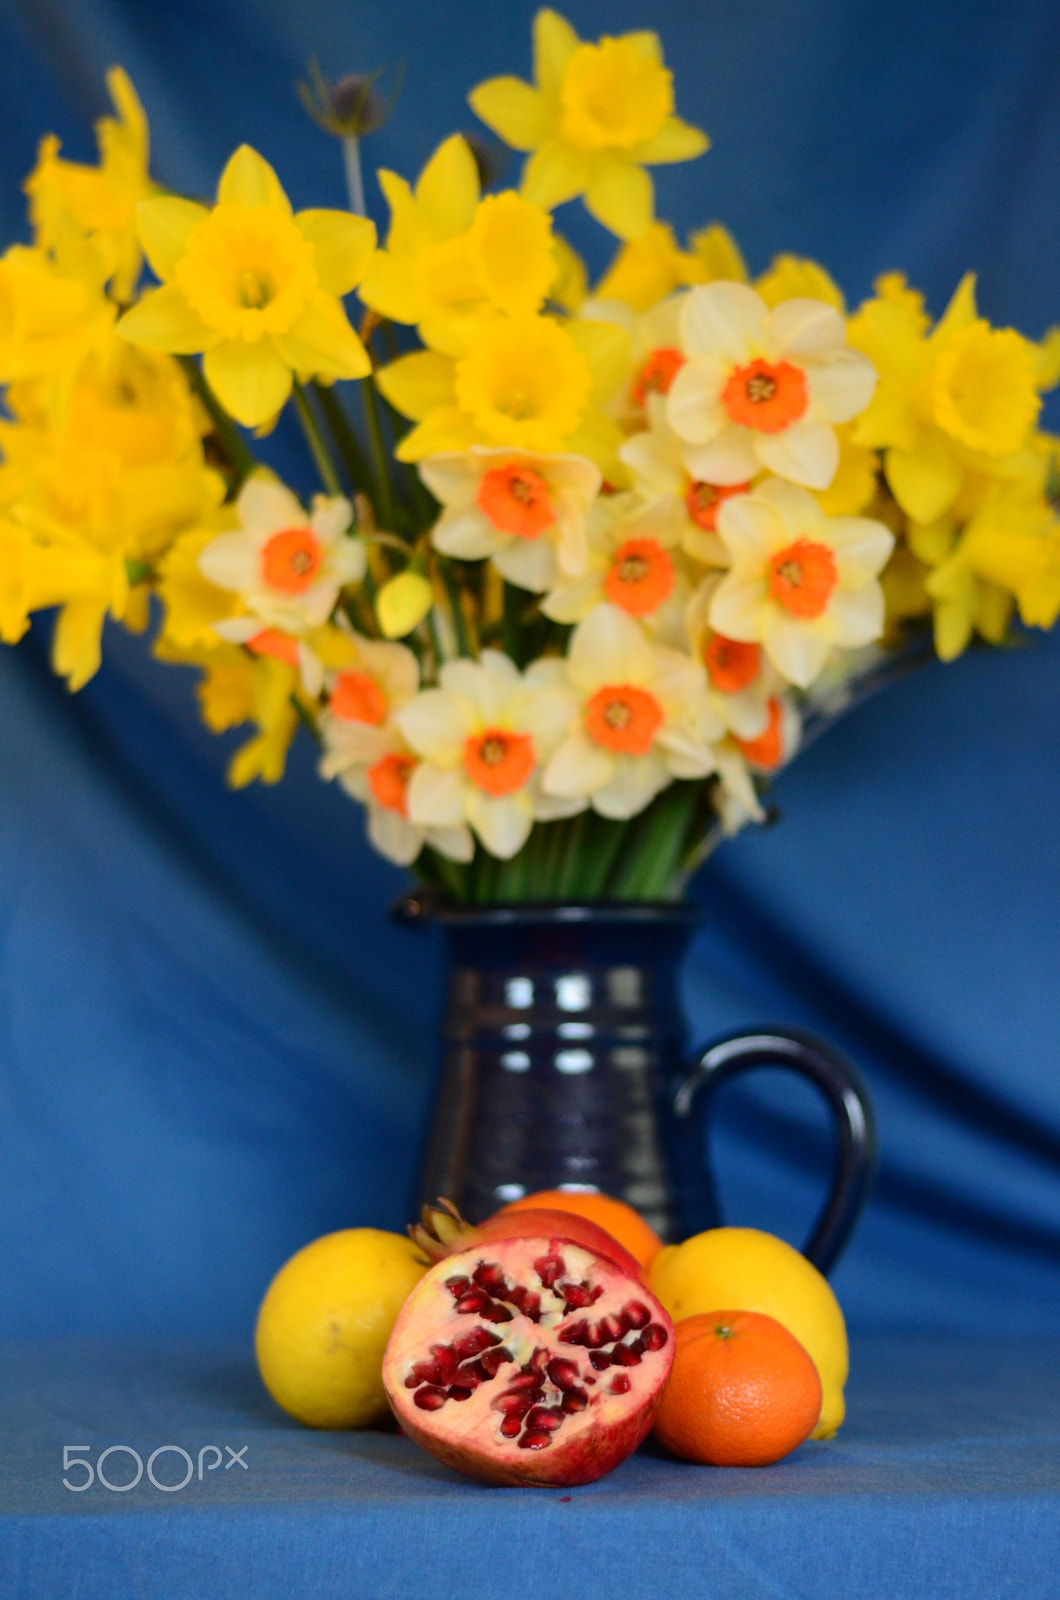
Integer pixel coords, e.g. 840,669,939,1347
2,11,1058,902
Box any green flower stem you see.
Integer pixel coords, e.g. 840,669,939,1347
312,381,380,509
361,374,398,532
178,356,257,489
292,381,343,496
436,558,472,657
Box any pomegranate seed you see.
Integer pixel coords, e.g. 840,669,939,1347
558,1283,593,1310
452,1327,499,1359
623,1301,651,1330
455,1292,489,1315
456,1361,485,1389
610,1344,642,1367
561,1388,588,1413
641,1324,669,1351
590,1285,605,1303
473,1262,509,1296
448,1385,473,1401
529,1347,550,1374
525,1406,565,1433
582,1323,606,1349
519,1432,554,1450
534,1254,565,1288
597,1313,626,1344
627,1338,645,1357
557,1320,589,1346
492,1392,535,1415
609,1374,631,1395
517,1292,542,1322
546,1358,580,1391
507,1370,542,1391
500,1415,523,1438
445,1277,472,1298
480,1301,514,1324
479,1347,513,1378
588,1350,611,1371
414,1386,449,1410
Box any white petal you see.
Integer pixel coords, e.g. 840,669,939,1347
532,788,587,821
805,348,878,424
541,571,604,623
237,476,305,536
432,505,505,560
754,420,839,489
418,453,481,508
439,656,515,723
618,427,685,496
826,580,886,646
296,643,324,698
543,730,614,797
762,611,830,687
406,760,467,826
714,744,764,822
718,685,770,740
466,789,533,859
398,688,475,762
681,426,760,486
591,753,669,819
327,536,366,584
654,723,716,779
753,476,824,536
767,298,845,358
826,516,895,577
552,488,591,576
681,281,768,363
197,531,260,593
368,804,426,865
310,495,354,544
568,603,654,689
513,683,577,752
716,491,785,562
212,616,260,643
665,356,728,445
493,533,559,592
709,571,770,641
427,823,475,862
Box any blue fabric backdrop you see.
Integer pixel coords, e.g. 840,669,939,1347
1,0,1059,1344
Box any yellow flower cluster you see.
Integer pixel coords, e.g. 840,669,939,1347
0,9,1057,891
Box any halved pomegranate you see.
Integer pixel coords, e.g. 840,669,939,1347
384,1233,674,1487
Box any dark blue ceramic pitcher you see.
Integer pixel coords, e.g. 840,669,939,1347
400,899,876,1276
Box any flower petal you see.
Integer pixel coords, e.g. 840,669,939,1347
767,298,845,358
407,760,467,826
238,476,305,535
826,580,885,646
665,355,728,445
197,531,260,592
417,453,479,507
376,351,456,422
592,752,668,818
681,282,768,364
762,610,830,687
357,249,423,324
754,419,839,489
584,158,654,242
493,532,559,592
533,7,581,94
272,291,371,381
118,283,218,353
543,730,615,797
136,197,210,282
805,348,878,424
681,425,760,485
395,408,479,462
415,135,480,239
709,571,770,641
568,602,653,688
217,145,291,212
885,433,963,522
521,142,590,210
431,506,503,560
399,687,476,761
631,117,710,165
428,823,476,863
295,210,377,296
203,338,292,428
466,789,534,859
367,804,426,866
468,78,551,151
827,516,895,577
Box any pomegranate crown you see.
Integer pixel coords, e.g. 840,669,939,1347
409,1198,473,1262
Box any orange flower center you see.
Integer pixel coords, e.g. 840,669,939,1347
603,537,674,616
247,628,299,665
464,727,536,796
685,479,751,532
368,752,415,817
476,464,556,540
768,538,837,618
261,526,324,593
631,346,686,406
585,684,663,755
736,697,783,768
704,635,761,693
330,671,388,725
722,358,807,434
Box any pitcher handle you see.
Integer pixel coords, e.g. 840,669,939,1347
670,1025,877,1276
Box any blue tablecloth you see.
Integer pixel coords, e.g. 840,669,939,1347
4,1335,1059,1599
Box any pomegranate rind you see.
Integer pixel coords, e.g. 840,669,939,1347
461,1209,644,1280
384,1235,674,1488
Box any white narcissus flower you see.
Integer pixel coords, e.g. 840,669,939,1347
709,476,894,688
418,447,601,593
543,604,724,820
541,490,688,630
397,651,581,860
317,634,473,867
199,475,364,637
667,282,877,490
619,394,751,567
579,291,687,427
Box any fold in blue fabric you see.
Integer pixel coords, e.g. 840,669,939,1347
0,0,1059,1347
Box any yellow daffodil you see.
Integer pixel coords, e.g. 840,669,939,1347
709,476,894,687
469,9,708,240
358,134,560,357
376,308,630,476
0,242,114,388
25,68,153,301
118,145,375,427
398,651,581,857
755,255,844,313
376,571,434,639
227,654,302,787
848,272,1048,523
594,222,746,312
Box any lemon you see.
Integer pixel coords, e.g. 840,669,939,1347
255,1228,426,1429
649,1226,848,1438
